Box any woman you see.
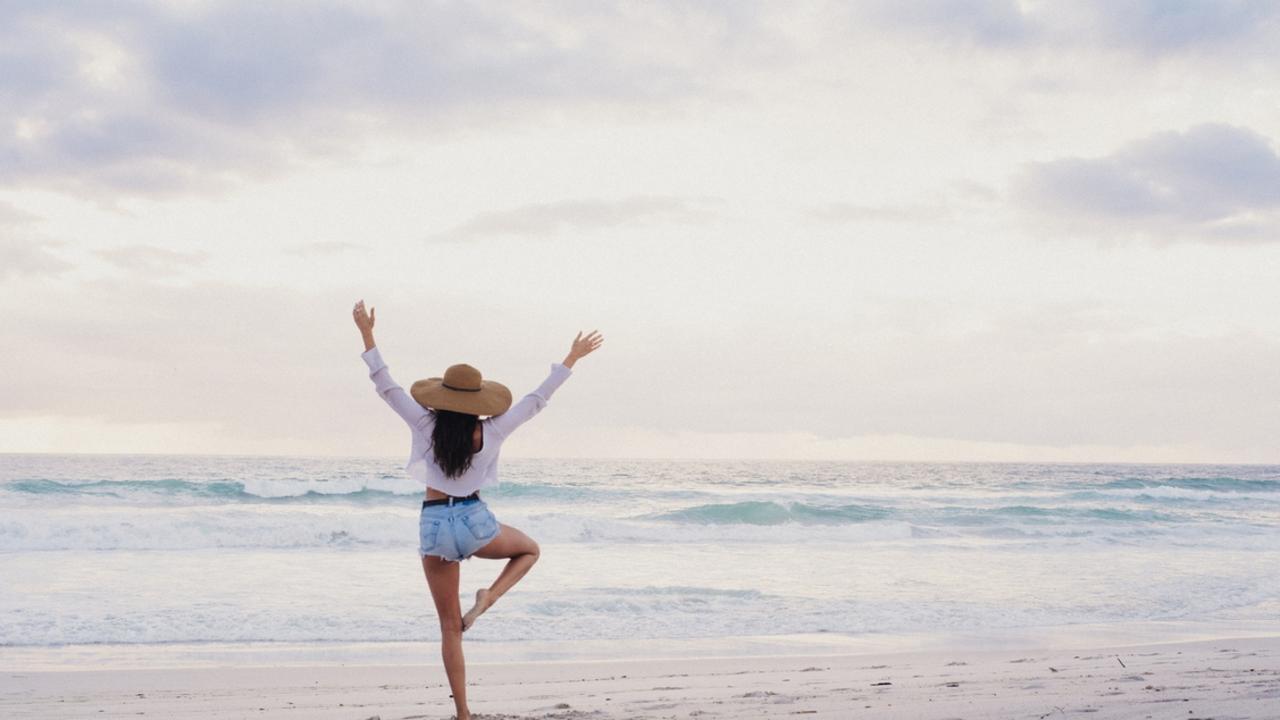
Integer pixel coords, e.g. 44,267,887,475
352,299,601,720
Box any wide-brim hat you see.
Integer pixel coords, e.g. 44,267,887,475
410,363,512,416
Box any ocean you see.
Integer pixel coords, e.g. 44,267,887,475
2,454,1278,668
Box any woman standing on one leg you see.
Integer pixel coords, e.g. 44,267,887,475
352,299,602,720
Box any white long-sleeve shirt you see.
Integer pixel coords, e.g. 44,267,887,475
361,346,573,495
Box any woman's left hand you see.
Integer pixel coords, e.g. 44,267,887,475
563,329,603,368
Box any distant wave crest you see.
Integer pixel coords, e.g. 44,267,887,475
647,500,892,526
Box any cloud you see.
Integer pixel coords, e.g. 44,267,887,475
0,2,783,199
864,0,1034,47
811,202,952,224
285,241,364,256
434,196,717,241
1013,124,1280,242
0,201,39,226
94,244,207,272
0,204,71,279
861,0,1280,54
1080,0,1280,53
809,183,999,226
0,238,73,279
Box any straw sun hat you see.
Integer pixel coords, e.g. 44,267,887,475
410,364,512,416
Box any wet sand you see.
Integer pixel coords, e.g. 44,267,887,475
3,635,1277,719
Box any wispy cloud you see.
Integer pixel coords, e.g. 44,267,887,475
434,196,717,241
0,202,39,226
94,244,207,273
0,239,72,280
0,206,70,279
284,241,364,257
809,183,999,226
810,202,952,224
1013,124,1280,243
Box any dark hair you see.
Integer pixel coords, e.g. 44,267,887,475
431,409,479,479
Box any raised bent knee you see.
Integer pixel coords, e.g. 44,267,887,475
527,541,541,562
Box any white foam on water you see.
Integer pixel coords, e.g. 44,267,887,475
238,474,421,498
3,504,1277,553
3,456,1278,653
1082,485,1280,502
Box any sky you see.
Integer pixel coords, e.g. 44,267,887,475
2,1,1279,463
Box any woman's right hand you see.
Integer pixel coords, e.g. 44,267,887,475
563,330,603,368
353,300,376,350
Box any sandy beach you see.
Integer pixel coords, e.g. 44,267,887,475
4,635,1277,719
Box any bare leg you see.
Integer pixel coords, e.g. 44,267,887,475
462,523,540,631
422,555,469,720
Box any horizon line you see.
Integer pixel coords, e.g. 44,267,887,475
0,451,1275,467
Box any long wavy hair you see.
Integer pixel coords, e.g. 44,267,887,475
431,409,479,479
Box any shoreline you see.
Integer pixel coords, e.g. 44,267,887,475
4,634,1278,719
5,619,1277,672
5,452,1279,466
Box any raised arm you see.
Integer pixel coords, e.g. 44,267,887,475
353,300,432,433
489,330,603,439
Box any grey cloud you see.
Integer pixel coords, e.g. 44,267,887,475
0,2,781,198
861,0,1280,54
1081,0,1280,53
1013,124,1280,242
435,196,717,241
142,3,728,118
3,111,251,196
94,244,207,273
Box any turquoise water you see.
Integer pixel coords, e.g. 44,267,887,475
1,454,1277,663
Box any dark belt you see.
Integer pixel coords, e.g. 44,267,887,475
422,491,480,508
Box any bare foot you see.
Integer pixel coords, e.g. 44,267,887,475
461,588,490,632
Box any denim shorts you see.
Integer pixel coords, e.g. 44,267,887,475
419,497,502,562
